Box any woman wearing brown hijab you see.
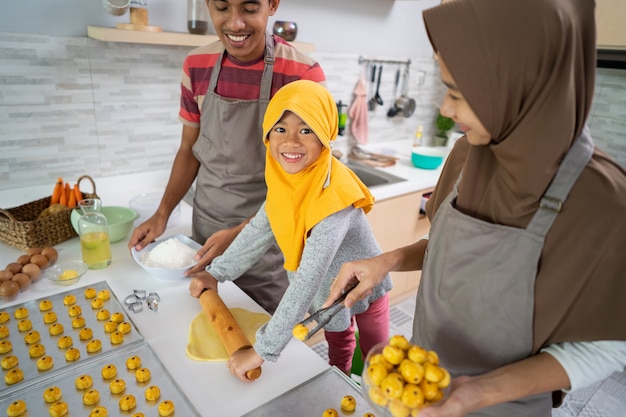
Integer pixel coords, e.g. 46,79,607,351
324,0,626,415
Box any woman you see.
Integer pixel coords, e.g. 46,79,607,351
324,0,626,415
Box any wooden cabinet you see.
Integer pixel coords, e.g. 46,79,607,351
366,190,431,304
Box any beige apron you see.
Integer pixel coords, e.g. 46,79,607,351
413,130,594,416
191,32,288,314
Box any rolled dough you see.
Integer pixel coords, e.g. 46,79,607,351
186,308,270,361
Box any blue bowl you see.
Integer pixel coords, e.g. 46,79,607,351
411,146,447,169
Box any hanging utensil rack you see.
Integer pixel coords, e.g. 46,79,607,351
358,56,411,67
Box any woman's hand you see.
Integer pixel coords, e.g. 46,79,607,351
227,348,264,383
186,226,242,275
188,271,219,298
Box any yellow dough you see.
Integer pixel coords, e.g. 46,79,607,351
63,294,76,306
91,298,104,309
28,343,45,358
84,287,97,299
68,305,82,317
43,386,62,403
126,355,141,370
158,400,175,417
110,312,124,323
0,325,9,338
117,322,131,334
13,307,28,319
145,385,161,401
72,316,86,329
110,331,124,345
65,347,80,361
0,312,9,323
186,308,270,361
131,414,145,417
79,327,93,341
83,389,100,405
6,399,27,417
89,406,108,417
24,330,40,344
102,364,117,379
119,394,136,411
0,340,12,354
1,355,18,370
37,355,54,371
48,400,68,417
49,323,63,336
135,368,151,383
4,368,23,385
57,335,73,349
96,309,110,321
97,289,111,300
16,319,32,332
109,378,126,394
75,374,93,390
43,311,57,324
39,299,53,311
86,339,102,353
103,320,117,333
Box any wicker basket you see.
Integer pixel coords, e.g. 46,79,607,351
0,175,98,251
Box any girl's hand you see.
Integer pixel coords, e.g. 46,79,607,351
188,271,219,297
227,348,264,383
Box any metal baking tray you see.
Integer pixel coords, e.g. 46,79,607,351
242,366,377,416
0,342,201,416
0,281,143,399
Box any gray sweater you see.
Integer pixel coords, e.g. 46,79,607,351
207,202,393,362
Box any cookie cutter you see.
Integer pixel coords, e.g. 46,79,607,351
146,292,161,312
124,294,144,313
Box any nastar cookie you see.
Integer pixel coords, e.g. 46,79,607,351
63,294,76,306
43,386,62,403
6,399,27,417
75,374,93,390
39,299,53,311
23,330,40,344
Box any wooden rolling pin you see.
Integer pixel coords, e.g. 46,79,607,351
198,289,262,380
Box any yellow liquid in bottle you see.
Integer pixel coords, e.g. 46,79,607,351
80,232,111,269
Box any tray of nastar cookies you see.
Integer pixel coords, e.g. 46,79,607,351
0,281,143,398
0,342,201,417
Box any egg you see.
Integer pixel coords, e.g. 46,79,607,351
30,254,50,269
26,247,42,256
5,263,22,275
41,247,59,265
11,273,31,291
21,263,41,281
0,270,13,282
0,281,20,301
16,254,31,266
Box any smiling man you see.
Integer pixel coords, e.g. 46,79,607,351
128,0,326,314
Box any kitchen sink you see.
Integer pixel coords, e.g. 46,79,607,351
344,161,406,188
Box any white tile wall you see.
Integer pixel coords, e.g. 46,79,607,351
1,32,624,195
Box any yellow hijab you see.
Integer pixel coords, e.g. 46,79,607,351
263,80,374,271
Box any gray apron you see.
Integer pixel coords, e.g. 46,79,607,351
191,32,288,314
413,129,594,416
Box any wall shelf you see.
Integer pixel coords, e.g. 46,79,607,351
86,26,316,52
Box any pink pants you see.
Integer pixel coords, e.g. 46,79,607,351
324,293,389,375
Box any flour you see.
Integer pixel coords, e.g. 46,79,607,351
141,237,197,269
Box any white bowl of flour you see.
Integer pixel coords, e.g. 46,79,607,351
131,234,202,281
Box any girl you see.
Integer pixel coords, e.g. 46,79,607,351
189,80,392,381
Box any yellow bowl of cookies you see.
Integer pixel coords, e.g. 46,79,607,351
362,335,450,417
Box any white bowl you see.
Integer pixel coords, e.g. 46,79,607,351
131,234,202,281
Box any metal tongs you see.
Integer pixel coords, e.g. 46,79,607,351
297,285,355,341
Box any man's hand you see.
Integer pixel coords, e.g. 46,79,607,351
127,213,168,252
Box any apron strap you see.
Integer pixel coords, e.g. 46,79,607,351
527,126,594,236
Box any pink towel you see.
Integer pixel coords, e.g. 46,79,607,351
348,76,368,144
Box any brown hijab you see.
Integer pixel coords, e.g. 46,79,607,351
423,0,626,351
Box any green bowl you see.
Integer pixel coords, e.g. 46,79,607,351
411,146,447,170
71,206,139,243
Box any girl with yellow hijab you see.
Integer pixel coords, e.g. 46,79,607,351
189,80,393,381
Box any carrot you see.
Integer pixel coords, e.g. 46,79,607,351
73,183,82,204
68,185,77,209
50,177,63,206
59,183,69,207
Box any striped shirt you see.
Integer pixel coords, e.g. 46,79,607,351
179,35,326,126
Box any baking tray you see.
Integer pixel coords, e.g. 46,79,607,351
0,342,201,416
242,366,377,416
0,281,142,399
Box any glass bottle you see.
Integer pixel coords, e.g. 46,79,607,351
187,0,209,35
78,198,112,269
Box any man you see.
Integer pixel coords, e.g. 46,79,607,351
129,0,326,313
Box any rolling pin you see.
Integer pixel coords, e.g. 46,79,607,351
198,289,262,380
